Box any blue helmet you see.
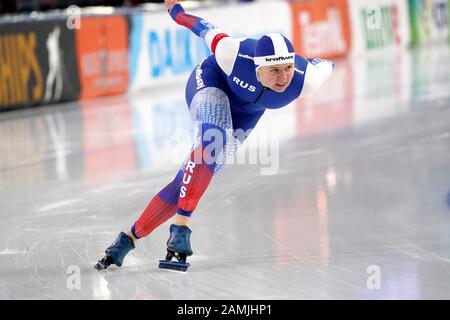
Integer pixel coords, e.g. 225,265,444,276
254,33,295,70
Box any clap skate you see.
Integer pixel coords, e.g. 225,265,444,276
159,224,193,272
95,232,135,271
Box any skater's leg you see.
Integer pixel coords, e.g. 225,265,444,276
121,86,232,242
158,87,234,271
130,168,184,239
175,87,233,221
130,96,265,237
95,169,183,270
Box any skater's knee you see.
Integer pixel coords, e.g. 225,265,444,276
190,87,232,130
192,87,229,107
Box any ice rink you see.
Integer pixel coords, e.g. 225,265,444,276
0,44,449,300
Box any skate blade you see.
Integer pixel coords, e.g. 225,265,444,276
158,259,190,272
94,262,107,271
94,256,114,271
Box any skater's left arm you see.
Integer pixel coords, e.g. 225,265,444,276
164,0,240,75
300,58,335,97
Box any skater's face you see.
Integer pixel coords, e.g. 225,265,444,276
257,63,295,93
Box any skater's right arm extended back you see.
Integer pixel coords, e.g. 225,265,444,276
164,0,240,76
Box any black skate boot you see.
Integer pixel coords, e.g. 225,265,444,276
159,224,193,272
95,232,135,271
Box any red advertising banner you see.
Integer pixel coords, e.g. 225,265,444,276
290,0,352,59
75,16,129,99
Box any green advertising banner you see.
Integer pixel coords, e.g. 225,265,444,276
360,4,396,49
408,0,449,45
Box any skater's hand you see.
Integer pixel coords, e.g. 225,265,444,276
164,0,179,12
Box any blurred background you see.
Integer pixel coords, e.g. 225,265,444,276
1,0,259,14
0,0,160,13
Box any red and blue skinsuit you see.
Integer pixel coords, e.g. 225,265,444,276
131,4,334,239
